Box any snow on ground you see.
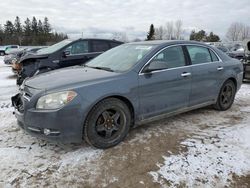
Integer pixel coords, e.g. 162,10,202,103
0,55,250,187
150,85,250,187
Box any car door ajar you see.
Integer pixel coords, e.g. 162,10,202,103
138,46,192,120
59,40,90,68
186,45,222,106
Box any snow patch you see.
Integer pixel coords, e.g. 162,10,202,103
150,122,250,187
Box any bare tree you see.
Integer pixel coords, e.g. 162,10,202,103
112,32,128,42
174,20,183,40
241,25,250,41
226,22,250,41
155,26,165,40
164,21,174,40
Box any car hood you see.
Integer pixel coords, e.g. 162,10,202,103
20,53,49,63
25,66,120,90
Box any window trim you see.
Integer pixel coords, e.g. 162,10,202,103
139,44,222,75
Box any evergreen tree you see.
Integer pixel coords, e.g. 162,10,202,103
37,20,43,34
23,18,32,36
43,17,51,34
147,24,155,40
14,16,23,45
14,16,22,34
4,21,15,35
189,30,207,41
0,24,4,44
31,16,38,35
206,32,220,42
0,16,67,45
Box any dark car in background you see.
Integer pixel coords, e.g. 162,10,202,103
15,38,123,85
12,40,243,149
5,47,44,66
243,39,250,80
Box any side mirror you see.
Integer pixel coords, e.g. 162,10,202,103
144,60,168,73
63,50,70,57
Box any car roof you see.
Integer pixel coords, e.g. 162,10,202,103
75,38,123,43
128,40,211,46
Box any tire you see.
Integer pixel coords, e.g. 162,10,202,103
16,75,25,86
213,80,236,111
84,98,131,149
0,51,5,56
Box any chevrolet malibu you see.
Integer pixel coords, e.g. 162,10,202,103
12,41,243,149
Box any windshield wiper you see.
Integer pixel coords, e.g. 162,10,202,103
88,66,114,72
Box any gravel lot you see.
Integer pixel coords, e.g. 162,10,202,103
0,56,250,187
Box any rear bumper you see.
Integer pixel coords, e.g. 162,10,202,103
12,94,85,143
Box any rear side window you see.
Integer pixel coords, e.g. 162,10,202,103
187,46,212,65
92,41,110,52
210,49,219,62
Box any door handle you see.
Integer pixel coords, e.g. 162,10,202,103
217,66,224,71
181,72,191,77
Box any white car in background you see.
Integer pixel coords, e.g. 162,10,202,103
0,45,19,56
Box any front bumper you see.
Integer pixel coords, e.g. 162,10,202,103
11,93,85,143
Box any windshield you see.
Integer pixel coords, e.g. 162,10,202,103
86,44,154,72
36,39,72,54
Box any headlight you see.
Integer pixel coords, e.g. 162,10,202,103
36,91,77,110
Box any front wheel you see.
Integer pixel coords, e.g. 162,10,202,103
84,98,131,149
213,80,236,111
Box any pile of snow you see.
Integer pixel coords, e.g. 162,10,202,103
150,123,250,187
150,85,250,187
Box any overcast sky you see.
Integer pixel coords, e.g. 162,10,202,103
1,0,250,40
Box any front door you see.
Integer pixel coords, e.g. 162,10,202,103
59,40,91,67
138,45,192,120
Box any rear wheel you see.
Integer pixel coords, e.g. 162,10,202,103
213,80,236,111
84,98,131,149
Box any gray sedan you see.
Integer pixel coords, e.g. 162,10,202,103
12,40,243,148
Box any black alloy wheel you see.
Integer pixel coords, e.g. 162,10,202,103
84,98,131,149
214,80,236,111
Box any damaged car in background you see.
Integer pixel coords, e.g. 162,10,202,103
12,40,243,149
14,38,123,85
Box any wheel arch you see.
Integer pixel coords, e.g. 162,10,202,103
84,95,135,128
227,77,237,88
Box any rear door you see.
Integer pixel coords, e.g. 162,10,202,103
59,40,91,68
138,45,192,119
186,45,222,106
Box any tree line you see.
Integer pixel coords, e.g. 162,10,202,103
0,16,68,46
146,21,250,42
146,20,220,42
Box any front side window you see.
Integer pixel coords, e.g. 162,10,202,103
68,41,89,55
187,46,212,65
149,46,186,70
92,41,110,52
